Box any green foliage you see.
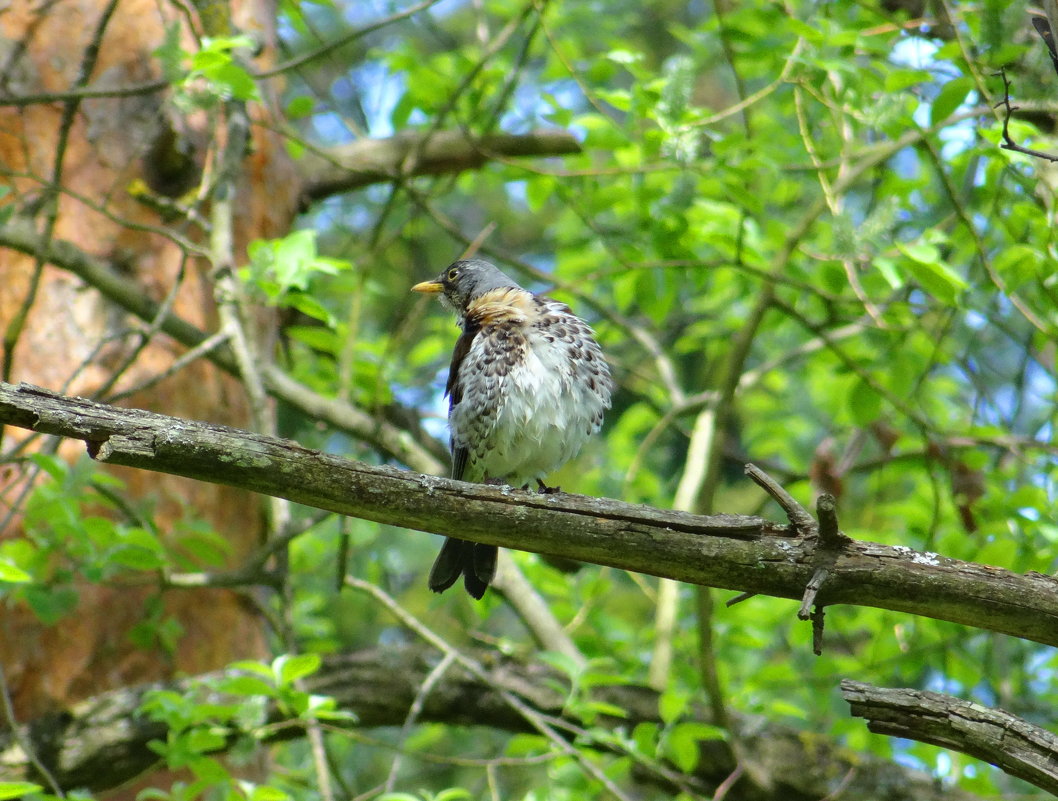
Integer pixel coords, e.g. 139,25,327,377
0,783,44,800
137,654,348,801
154,28,261,109
1,455,212,644
243,230,353,325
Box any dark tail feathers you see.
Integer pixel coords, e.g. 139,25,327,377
428,537,497,599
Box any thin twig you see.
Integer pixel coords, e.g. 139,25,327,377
384,651,458,792
1,0,122,387
0,662,64,796
816,493,843,548
798,568,829,620
711,763,745,801
345,577,636,801
810,606,826,656
744,463,815,533
996,70,1058,162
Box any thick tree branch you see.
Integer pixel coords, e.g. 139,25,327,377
0,644,984,801
297,129,581,206
3,381,1058,649
842,679,1058,795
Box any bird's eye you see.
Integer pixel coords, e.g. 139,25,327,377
447,268,459,281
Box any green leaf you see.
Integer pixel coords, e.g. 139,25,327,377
434,790,473,801
884,68,931,92
873,256,903,289
785,17,823,42
272,653,321,686
658,688,690,725
29,452,67,480
0,782,43,800
663,721,725,773
930,76,974,127
249,785,291,801
23,585,79,624
993,244,1043,291
285,95,315,119
229,660,276,679
538,650,584,682
596,88,632,112
847,378,882,426
109,543,166,570
287,293,335,326
216,675,277,697
0,560,32,583
153,21,187,84
286,325,338,353
897,242,968,305
186,727,227,753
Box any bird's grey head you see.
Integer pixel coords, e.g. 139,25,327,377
411,259,522,312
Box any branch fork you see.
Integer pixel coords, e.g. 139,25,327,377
743,463,851,653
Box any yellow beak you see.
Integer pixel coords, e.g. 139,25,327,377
411,279,443,294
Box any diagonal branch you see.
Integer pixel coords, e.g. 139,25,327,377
2,381,1058,649
841,679,1058,796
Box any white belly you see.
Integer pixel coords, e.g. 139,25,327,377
450,328,608,486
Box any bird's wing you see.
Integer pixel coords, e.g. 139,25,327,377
445,321,478,406
446,320,480,481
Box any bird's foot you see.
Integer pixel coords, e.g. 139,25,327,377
536,478,561,494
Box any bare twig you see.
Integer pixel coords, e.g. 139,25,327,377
2,0,121,390
797,568,829,621
384,651,458,792
816,493,844,549
995,69,1058,162
0,662,64,796
744,463,815,533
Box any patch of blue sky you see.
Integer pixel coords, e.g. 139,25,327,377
891,35,979,163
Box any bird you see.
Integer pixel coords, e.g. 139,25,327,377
412,258,613,599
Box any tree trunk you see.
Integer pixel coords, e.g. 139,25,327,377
0,0,295,721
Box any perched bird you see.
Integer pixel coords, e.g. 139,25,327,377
412,258,613,599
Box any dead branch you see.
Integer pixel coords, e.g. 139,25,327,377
2,381,1058,648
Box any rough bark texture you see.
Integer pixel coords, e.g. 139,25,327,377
842,680,1058,796
0,0,287,720
0,645,983,801
3,381,1058,651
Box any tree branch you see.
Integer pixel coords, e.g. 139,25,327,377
0,644,986,801
297,129,581,207
3,381,1058,649
841,679,1058,796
